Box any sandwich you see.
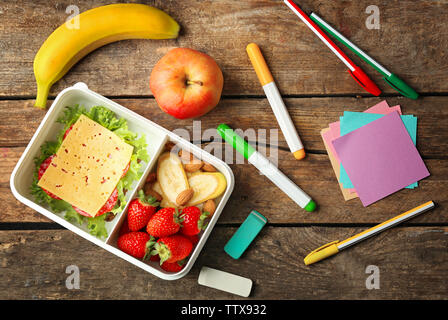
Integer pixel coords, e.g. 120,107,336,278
31,105,148,238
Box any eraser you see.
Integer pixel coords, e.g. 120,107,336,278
224,210,267,259
198,266,252,297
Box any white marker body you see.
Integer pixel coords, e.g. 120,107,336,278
248,151,311,208
263,82,304,154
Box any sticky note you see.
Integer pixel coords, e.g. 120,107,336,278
339,111,418,189
224,210,267,259
332,112,430,207
198,267,252,297
321,128,358,201
324,101,400,196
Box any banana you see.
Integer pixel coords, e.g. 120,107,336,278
33,4,180,108
186,172,227,206
157,152,190,205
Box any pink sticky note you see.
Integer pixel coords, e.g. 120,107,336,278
365,100,390,113
326,100,399,194
332,112,430,207
367,102,402,115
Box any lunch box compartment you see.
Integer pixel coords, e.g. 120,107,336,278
10,83,234,280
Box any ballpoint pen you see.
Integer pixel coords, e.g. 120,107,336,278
284,0,381,96
310,12,419,100
304,201,435,265
246,43,306,160
217,123,316,212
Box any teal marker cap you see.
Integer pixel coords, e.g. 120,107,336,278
217,124,256,160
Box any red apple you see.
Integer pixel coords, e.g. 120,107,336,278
149,48,224,119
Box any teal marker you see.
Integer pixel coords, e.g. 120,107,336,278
310,12,419,100
217,124,316,212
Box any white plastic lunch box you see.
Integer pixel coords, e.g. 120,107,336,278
10,82,234,280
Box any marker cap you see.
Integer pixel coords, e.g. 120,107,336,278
217,123,256,160
246,43,274,86
384,73,419,100
293,149,306,160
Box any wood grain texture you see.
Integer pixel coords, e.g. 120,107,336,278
1,0,447,301
0,228,446,299
1,96,447,158
1,0,447,99
3,147,447,224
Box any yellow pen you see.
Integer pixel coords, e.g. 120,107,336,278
304,201,436,265
246,43,306,160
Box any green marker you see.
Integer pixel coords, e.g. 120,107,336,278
217,124,316,212
310,12,419,100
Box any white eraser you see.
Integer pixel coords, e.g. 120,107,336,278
198,266,252,297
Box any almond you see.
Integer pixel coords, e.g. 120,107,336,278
164,141,176,152
145,172,157,183
184,161,203,173
178,150,193,162
202,162,217,172
203,199,216,215
176,188,194,206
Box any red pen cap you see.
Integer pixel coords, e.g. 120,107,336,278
348,67,381,96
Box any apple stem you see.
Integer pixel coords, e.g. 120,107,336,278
186,80,203,86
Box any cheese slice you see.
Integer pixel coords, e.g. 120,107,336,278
38,114,133,216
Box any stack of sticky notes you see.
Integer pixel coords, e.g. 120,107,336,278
321,100,430,207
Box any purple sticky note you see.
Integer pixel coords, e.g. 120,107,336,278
332,111,430,206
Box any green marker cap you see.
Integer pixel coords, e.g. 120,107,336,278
383,73,419,100
217,124,256,160
304,199,317,212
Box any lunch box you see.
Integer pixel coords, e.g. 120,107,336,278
10,82,234,280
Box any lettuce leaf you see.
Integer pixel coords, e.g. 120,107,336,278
30,105,149,239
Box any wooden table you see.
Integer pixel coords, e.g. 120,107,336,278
1,0,447,300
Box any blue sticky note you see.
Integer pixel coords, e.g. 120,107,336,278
338,112,418,189
224,210,267,259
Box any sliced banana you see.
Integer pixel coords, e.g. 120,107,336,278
157,152,190,205
187,172,227,206
152,181,177,208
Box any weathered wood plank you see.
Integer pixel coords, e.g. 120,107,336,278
3,147,447,224
1,96,447,158
1,0,447,98
0,228,446,299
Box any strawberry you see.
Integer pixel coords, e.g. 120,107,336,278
161,259,186,273
180,206,210,236
150,234,193,264
37,155,61,200
119,218,130,236
149,254,160,262
146,207,183,237
72,188,118,217
127,190,159,231
183,234,200,246
117,232,153,260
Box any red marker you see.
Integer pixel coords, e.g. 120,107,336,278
284,0,381,96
